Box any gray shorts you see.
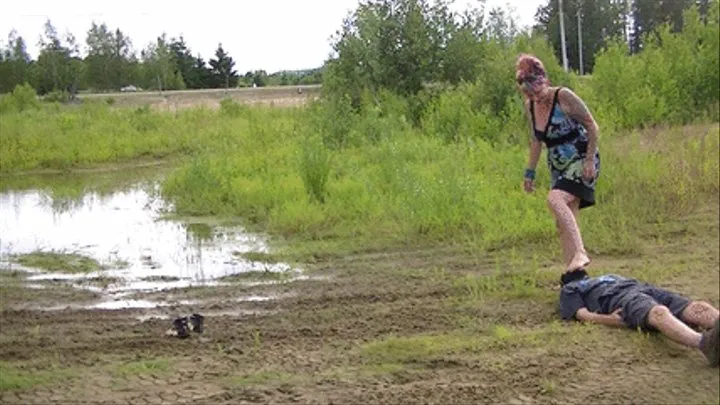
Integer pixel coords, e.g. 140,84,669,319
610,285,691,330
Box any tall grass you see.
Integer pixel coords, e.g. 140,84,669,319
0,98,301,173
160,110,718,254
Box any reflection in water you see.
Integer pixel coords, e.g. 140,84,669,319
0,180,294,299
186,223,214,241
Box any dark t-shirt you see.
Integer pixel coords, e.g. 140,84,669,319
558,274,640,320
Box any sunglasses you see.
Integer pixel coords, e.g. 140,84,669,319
516,75,540,86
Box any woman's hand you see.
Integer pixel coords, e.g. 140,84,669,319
583,159,596,181
523,178,535,193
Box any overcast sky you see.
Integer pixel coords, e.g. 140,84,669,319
1,0,545,73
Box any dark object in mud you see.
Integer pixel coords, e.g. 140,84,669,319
189,313,204,334
166,313,204,338
172,317,190,338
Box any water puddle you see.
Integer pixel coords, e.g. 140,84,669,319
0,171,303,311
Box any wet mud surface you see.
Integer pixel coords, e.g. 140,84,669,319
1,222,719,404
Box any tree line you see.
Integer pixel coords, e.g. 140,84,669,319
0,20,323,95
323,0,715,106
534,0,714,74
0,0,714,97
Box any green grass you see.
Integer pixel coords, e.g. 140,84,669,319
0,362,75,392
159,119,719,259
0,100,302,173
233,251,286,264
2,86,718,262
0,365,52,392
452,266,558,303
359,326,564,365
13,251,103,273
111,359,171,377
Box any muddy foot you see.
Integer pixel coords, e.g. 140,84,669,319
566,251,590,272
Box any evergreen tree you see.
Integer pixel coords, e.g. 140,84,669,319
209,43,238,89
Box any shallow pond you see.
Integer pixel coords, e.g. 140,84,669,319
0,166,299,310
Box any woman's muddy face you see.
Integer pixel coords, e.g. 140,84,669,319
516,71,545,100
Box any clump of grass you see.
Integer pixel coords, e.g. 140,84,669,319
452,266,557,303
360,327,554,366
492,325,514,342
233,251,281,264
360,333,474,364
219,98,248,117
0,368,50,391
0,362,73,392
13,251,103,273
0,269,28,280
298,134,331,204
111,359,170,377
540,378,557,395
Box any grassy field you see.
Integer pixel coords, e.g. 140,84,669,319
0,87,719,403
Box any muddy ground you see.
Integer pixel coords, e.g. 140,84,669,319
1,203,718,404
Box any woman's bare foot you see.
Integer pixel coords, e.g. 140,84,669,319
566,250,590,272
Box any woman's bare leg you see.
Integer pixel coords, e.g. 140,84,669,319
547,189,589,271
556,220,573,267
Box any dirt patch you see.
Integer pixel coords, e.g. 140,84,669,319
0,282,100,311
81,85,322,112
220,270,295,282
0,204,717,404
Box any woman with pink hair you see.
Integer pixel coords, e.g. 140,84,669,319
516,54,601,276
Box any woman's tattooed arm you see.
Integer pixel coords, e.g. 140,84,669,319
560,88,599,158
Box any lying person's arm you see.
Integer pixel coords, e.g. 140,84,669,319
575,308,625,327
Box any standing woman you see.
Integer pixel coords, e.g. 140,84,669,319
516,54,600,275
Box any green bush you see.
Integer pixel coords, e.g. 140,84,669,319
590,3,719,129
0,83,40,114
43,90,71,103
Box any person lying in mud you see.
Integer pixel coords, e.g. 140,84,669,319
559,270,720,366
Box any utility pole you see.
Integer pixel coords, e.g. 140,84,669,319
559,0,569,72
626,0,633,53
577,3,584,75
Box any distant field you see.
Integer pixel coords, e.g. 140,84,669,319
79,85,322,110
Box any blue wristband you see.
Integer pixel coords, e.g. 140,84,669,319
524,168,536,180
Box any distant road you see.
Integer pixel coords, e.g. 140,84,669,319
79,84,322,109
80,84,321,98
